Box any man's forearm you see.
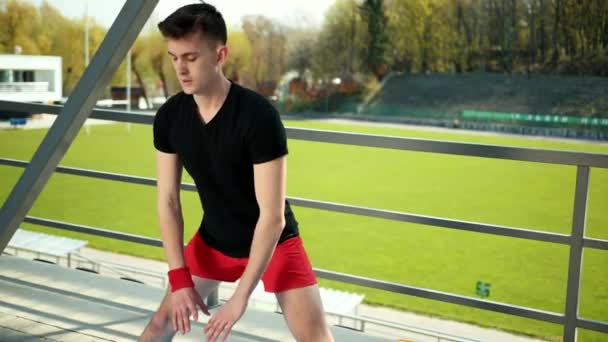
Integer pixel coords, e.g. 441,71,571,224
232,217,284,301
158,202,186,269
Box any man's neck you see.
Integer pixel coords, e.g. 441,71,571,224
192,76,231,122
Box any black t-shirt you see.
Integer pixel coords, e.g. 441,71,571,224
153,82,299,257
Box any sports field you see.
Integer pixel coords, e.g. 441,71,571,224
0,120,606,341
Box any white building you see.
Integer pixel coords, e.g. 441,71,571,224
0,54,62,104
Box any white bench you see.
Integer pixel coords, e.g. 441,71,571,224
246,281,365,317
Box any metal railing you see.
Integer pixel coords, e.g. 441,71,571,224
0,100,607,341
0,82,49,93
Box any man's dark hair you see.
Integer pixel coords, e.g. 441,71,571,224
158,2,227,45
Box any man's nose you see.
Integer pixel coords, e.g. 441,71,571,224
177,60,188,74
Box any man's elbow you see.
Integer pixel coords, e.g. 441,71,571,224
260,214,285,232
157,194,180,212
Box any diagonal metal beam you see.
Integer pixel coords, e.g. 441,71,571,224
0,0,159,252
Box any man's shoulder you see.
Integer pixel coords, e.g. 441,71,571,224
154,92,189,126
153,92,190,133
158,91,187,111
233,83,274,110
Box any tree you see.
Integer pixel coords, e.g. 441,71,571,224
242,15,269,88
0,0,41,54
55,17,106,95
130,36,154,107
224,29,253,84
454,0,475,72
313,0,368,78
282,10,321,77
242,15,288,89
145,31,176,97
286,30,317,77
387,0,457,73
551,0,562,65
360,0,390,80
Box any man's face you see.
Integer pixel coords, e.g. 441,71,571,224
167,31,224,95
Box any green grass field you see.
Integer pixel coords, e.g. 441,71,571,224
1,120,606,341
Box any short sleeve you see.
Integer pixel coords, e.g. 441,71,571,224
153,101,175,153
247,103,288,164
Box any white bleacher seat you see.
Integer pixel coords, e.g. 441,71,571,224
0,255,389,341
246,281,364,316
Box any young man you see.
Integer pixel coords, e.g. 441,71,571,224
140,3,334,342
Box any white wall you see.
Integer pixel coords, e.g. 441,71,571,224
0,55,62,102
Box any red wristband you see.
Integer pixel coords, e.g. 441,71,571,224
168,267,194,292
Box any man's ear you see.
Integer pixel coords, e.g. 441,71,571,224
217,46,228,65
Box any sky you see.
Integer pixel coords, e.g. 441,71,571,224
25,0,335,29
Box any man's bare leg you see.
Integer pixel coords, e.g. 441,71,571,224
276,284,334,342
139,276,220,341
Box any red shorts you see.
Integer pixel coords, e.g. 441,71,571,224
184,233,317,293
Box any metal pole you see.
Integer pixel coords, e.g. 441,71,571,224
326,81,329,112
84,0,91,136
563,165,590,342
0,0,159,253
84,0,90,67
207,290,219,308
127,49,132,112
126,49,132,132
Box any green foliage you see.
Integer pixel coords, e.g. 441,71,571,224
360,0,390,79
0,0,40,54
313,0,368,78
241,15,289,88
286,30,317,76
222,28,253,85
286,92,363,113
3,0,606,98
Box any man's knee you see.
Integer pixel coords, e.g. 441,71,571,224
140,308,175,341
292,325,333,342
290,314,333,342
277,285,334,342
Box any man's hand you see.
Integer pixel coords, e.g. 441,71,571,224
170,287,209,335
204,296,248,342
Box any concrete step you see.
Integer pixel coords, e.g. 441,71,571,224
0,255,390,341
